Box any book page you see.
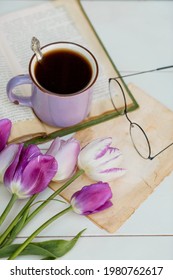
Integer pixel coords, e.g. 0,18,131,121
0,43,47,142
0,0,137,142
0,45,34,121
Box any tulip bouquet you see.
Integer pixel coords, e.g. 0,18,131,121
0,118,126,260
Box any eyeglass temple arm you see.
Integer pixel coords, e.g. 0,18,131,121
114,65,173,79
150,142,173,160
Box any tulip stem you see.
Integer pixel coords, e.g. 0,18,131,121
0,194,18,226
25,169,84,226
0,169,84,247
0,194,38,246
8,205,72,260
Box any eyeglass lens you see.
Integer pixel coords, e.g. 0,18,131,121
109,78,152,159
130,123,151,159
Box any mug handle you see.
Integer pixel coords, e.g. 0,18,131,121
6,74,33,107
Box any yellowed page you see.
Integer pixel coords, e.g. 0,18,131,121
50,84,173,233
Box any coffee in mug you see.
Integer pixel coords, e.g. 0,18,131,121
34,49,93,95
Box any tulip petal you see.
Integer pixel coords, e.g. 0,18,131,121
45,137,61,155
83,200,113,215
0,119,12,152
47,137,80,181
85,167,126,182
78,137,112,169
93,200,113,212
101,146,121,162
78,137,126,182
3,144,23,186
18,155,58,198
0,144,22,183
99,167,126,181
12,145,41,182
95,147,122,168
94,138,112,159
71,182,112,215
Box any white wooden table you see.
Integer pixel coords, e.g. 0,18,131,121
0,0,173,260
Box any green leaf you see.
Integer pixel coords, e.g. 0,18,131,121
34,228,86,258
41,256,56,260
0,243,56,259
0,229,86,259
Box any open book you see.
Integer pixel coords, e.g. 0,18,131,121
0,0,138,144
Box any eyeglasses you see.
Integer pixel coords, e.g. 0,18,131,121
109,65,173,160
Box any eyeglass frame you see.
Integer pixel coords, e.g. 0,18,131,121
108,65,173,160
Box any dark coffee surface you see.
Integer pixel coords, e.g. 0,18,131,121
34,49,92,94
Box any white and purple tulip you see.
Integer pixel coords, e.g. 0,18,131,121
70,181,113,215
0,118,12,152
3,144,58,199
46,137,80,181
78,137,126,181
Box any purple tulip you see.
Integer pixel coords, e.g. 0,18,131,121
0,118,12,152
4,145,58,199
46,137,80,181
70,182,113,215
78,137,126,181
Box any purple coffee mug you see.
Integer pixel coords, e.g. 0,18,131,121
6,42,98,127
